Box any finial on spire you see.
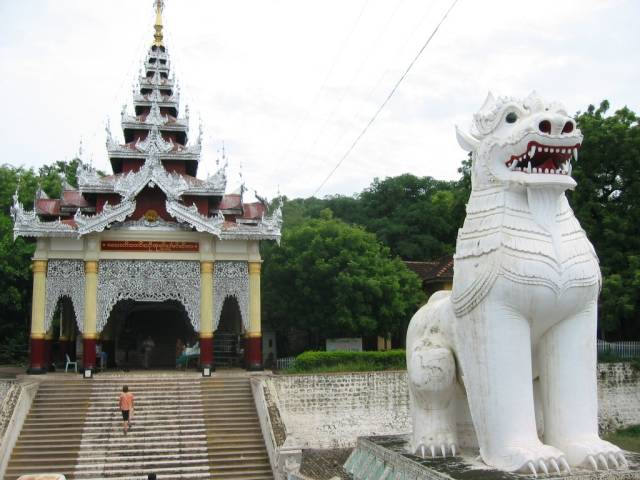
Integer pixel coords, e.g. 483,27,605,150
153,0,165,47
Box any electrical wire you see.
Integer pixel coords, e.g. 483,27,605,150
311,0,460,197
275,0,372,166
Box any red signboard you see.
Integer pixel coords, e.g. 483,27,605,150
101,240,199,252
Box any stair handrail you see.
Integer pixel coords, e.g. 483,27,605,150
0,379,41,479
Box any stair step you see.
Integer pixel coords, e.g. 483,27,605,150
6,374,272,480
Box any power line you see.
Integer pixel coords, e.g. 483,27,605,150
275,0,372,166
311,0,460,197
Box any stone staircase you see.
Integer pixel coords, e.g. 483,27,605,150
5,373,273,480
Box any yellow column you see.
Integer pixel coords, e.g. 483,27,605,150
200,261,214,371
246,261,262,370
248,262,262,335
200,261,214,336
28,260,48,373
83,261,98,370
84,261,98,336
30,260,47,338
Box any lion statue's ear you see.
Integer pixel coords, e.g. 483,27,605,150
455,125,480,152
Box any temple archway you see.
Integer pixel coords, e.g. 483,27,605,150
214,296,244,367
103,299,195,369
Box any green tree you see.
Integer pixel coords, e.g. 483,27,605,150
262,216,425,353
570,101,640,338
357,174,465,260
0,161,79,363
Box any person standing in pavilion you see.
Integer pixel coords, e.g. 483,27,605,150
141,335,155,369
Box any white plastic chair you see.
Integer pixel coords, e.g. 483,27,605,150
65,354,78,373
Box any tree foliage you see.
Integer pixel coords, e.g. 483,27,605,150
262,214,425,352
569,101,640,338
0,160,81,363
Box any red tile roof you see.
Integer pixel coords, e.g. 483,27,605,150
241,202,266,220
405,255,454,283
61,190,90,207
219,194,242,210
36,199,61,216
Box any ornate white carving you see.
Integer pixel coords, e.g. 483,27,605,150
97,260,200,333
77,163,107,191
45,260,85,333
133,89,179,106
166,200,224,236
74,199,136,235
220,205,282,243
146,102,168,126
407,93,625,474
262,204,283,234
213,261,249,331
10,193,76,238
135,126,174,154
113,160,190,201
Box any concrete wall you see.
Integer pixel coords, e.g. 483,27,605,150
598,362,640,432
262,371,410,449
259,363,640,450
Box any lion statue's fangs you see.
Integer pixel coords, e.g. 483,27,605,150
406,92,627,475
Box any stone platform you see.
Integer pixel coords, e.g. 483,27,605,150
344,435,640,480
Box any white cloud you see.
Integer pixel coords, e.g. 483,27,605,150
0,0,638,200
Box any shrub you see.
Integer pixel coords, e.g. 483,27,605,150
286,349,406,373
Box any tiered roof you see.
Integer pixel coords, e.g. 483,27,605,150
11,0,281,243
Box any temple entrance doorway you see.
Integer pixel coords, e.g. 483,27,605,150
214,296,244,367
104,300,196,369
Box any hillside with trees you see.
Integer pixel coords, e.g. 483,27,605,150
0,101,637,363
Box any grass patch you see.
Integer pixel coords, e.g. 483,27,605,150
284,350,406,373
604,425,640,453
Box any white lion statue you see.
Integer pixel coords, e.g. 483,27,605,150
406,92,627,475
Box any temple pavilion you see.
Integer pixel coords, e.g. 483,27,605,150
11,0,281,375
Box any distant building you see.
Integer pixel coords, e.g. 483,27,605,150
404,255,454,298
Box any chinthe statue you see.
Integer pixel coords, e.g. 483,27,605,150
406,92,627,475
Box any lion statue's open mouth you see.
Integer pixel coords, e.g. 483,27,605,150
506,140,580,175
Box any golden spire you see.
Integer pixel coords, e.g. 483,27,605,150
153,0,164,47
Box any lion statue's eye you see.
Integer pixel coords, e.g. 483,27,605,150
505,112,518,124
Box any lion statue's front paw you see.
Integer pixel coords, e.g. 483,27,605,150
560,437,627,470
487,443,570,475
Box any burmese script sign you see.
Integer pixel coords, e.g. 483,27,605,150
101,240,199,252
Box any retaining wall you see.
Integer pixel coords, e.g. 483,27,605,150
258,363,640,451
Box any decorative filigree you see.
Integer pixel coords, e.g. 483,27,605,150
135,126,174,154
213,261,249,331
146,102,168,126
114,162,190,200
133,89,179,106
220,206,282,243
77,163,109,192
74,199,136,235
10,193,76,239
111,218,192,231
206,162,227,191
262,204,283,234
45,260,85,333
166,200,224,236
97,260,200,332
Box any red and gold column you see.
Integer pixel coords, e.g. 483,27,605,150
245,261,263,371
28,260,48,374
83,261,98,373
199,261,214,373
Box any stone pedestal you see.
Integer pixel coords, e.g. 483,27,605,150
344,436,640,480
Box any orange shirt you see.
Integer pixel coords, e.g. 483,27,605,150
119,392,134,411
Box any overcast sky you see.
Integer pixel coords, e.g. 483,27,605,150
0,0,638,200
